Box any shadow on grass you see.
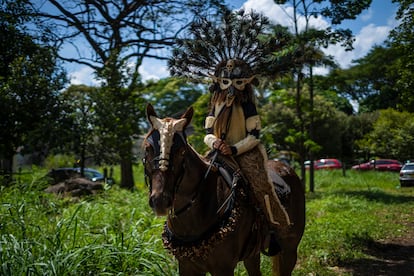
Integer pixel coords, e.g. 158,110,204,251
340,237,414,275
337,190,414,204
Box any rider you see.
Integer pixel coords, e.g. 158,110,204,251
203,59,291,238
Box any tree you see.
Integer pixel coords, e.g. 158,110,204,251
318,45,402,113
0,0,67,176
60,85,100,173
356,109,414,161
261,87,349,162
389,0,414,112
33,0,225,189
141,78,205,118
271,0,371,190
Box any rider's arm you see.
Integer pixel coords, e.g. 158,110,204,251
230,101,261,155
204,107,218,149
204,102,261,155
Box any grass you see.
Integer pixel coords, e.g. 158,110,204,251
1,167,413,275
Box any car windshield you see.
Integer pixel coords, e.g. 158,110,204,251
403,164,414,170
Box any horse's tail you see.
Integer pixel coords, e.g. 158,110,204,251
271,254,281,276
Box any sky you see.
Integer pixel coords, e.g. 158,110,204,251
68,0,399,86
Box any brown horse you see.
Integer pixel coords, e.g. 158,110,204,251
143,104,305,276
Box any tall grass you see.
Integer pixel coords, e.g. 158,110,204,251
1,168,413,275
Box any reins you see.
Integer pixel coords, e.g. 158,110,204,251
144,126,240,245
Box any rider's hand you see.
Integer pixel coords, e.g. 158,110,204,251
213,139,232,155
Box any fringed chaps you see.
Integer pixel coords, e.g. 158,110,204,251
235,145,291,234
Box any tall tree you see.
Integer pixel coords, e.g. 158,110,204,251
272,0,371,191
33,0,225,189
318,45,402,113
0,0,67,176
389,0,414,112
60,85,100,173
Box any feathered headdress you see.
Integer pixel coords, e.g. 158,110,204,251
168,9,283,83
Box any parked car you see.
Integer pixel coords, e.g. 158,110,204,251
351,159,403,172
305,158,342,170
46,167,114,184
399,162,414,187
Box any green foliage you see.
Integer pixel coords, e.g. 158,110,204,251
389,0,414,112
43,154,76,170
321,46,402,112
356,109,414,160
261,87,350,159
296,169,414,275
1,168,413,275
142,77,205,118
187,92,211,154
0,175,176,275
33,0,225,188
0,19,67,171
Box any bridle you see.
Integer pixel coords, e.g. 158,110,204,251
143,128,206,217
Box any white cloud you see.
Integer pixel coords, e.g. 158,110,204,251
69,66,100,86
242,0,329,32
139,58,169,82
360,8,373,22
324,24,391,69
68,58,169,87
67,0,397,83
242,0,394,72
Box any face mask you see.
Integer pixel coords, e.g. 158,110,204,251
209,75,256,91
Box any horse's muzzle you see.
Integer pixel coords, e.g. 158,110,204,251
149,192,172,216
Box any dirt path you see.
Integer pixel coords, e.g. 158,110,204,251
340,221,414,275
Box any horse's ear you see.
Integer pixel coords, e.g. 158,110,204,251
181,106,194,128
146,103,157,126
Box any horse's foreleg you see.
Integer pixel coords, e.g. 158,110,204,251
178,262,205,276
243,254,261,276
271,255,281,276
277,249,298,276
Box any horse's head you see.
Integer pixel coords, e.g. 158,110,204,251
143,103,194,216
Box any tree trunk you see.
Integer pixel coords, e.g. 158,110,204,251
309,66,315,192
120,155,134,189
1,152,14,185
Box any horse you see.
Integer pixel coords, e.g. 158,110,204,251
142,104,305,276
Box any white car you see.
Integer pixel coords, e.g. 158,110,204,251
399,162,414,187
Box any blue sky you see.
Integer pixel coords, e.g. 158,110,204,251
68,0,399,85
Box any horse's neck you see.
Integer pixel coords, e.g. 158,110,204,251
168,146,221,236
180,146,213,195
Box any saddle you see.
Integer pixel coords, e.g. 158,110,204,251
211,154,290,256
211,153,291,198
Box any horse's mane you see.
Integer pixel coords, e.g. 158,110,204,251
142,126,211,167
142,128,154,149
187,143,211,165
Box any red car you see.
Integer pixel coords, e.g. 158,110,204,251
305,158,342,170
351,159,403,172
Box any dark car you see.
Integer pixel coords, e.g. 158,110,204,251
305,158,342,170
351,159,403,172
46,167,114,184
399,162,414,187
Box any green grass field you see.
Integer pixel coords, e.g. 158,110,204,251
1,167,413,275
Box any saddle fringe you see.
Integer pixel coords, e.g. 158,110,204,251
235,144,291,230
